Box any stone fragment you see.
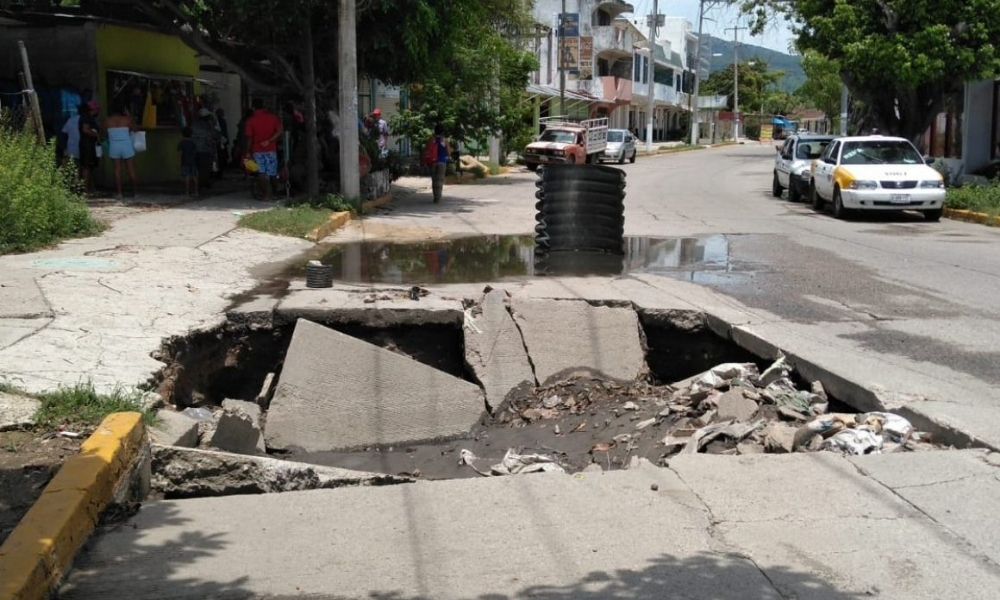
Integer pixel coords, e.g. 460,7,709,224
0,391,40,431
763,422,798,454
463,289,536,412
210,399,265,455
266,319,485,452
150,409,199,447
150,444,409,497
511,298,648,385
715,389,759,422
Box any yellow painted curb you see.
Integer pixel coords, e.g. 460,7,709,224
0,412,146,600
305,210,353,242
943,207,1000,226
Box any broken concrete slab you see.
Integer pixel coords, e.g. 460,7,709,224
0,391,40,431
463,289,536,412
276,287,464,327
510,298,648,385
150,409,199,447
150,444,408,497
210,399,265,455
715,389,758,422
762,422,797,453
265,319,485,452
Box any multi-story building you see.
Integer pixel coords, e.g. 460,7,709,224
528,0,695,140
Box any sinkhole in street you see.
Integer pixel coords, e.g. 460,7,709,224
143,301,946,501
283,234,745,285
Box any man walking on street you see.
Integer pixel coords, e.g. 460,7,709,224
424,124,450,203
372,108,390,158
244,98,283,201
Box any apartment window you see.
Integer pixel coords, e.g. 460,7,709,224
654,67,672,86
633,55,648,83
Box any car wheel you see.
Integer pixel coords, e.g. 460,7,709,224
618,150,626,164
772,172,783,198
629,150,636,164
789,175,802,202
923,208,943,222
832,187,850,220
810,182,824,211
526,163,539,172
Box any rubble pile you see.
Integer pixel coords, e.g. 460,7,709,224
473,356,936,475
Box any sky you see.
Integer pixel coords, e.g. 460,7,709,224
629,0,797,54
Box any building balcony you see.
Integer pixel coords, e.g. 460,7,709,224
592,25,637,58
633,81,686,107
577,76,633,104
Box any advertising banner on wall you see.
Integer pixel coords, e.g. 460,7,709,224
578,36,594,80
561,37,580,74
558,13,579,37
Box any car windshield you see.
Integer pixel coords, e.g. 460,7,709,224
607,131,624,142
840,140,923,165
539,129,577,144
796,140,830,159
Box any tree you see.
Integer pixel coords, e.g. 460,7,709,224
389,0,537,160
737,0,1000,143
701,60,783,114
794,50,841,123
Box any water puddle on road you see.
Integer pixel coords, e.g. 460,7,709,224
300,234,741,285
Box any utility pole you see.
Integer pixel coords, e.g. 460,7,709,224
338,0,361,204
689,0,707,146
645,0,659,152
724,24,746,141
559,0,566,116
18,41,44,143
839,83,849,136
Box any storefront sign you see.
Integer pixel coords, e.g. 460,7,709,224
579,36,594,80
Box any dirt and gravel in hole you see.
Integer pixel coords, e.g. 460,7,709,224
292,360,941,480
0,430,82,543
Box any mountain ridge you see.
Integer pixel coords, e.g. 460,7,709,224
701,34,805,94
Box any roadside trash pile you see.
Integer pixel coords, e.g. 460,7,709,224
464,356,936,476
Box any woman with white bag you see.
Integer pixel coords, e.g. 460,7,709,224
105,104,140,199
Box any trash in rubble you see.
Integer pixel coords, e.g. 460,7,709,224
408,286,429,301
757,355,791,388
635,417,657,430
182,407,214,422
458,449,491,477
622,401,639,411
685,363,760,395
543,395,561,409
823,428,883,455
490,449,565,475
683,420,735,453
860,412,914,443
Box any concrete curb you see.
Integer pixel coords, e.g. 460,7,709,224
943,207,1000,227
0,412,146,600
305,210,352,242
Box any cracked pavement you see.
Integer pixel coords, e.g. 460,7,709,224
0,196,310,394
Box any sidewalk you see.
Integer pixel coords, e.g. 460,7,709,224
60,451,1000,598
0,194,310,394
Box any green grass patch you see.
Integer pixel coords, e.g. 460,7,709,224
946,184,1000,218
0,123,101,254
33,383,154,429
239,206,334,238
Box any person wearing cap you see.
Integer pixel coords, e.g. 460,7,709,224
78,100,101,194
244,98,283,201
192,107,220,190
372,108,389,158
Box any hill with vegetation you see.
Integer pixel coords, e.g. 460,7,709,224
702,35,804,93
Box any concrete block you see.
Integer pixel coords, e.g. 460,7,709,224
715,389,758,422
0,391,40,431
510,298,648,385
150,444,408,497
265,319,485,452
463,289,536,412
210,399,265,455
149,409,199,447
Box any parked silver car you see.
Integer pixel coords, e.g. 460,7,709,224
601,129,637,164
773,134,834,202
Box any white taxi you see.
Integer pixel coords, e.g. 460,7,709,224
809,135,946,221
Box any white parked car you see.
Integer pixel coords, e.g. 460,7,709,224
600,129,637,164
773,134,834,202
809,135,946,221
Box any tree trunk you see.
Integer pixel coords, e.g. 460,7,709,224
302,15,321,200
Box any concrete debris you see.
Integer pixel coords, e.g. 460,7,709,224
511,298,648,385
756,355,791,388
763,422,799,453
715,389,759,422
182,407,214,422
463,289,536,413
150,444,408,497
210,399,265,455
256,372,276,407
266,319,485,452
0,391,40,431
150,409,199,447
685,363,760,394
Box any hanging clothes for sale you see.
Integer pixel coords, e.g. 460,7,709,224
142,89,157,129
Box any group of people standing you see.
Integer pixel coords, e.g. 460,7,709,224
60,100,138,199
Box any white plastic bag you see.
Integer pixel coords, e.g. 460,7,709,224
131,131,147,153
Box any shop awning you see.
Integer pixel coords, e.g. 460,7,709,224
526,84,595,103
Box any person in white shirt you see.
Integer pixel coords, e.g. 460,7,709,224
60,106,82,166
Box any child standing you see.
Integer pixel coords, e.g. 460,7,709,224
178,126,199,198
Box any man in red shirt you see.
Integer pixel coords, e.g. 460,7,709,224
244,98,283,200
